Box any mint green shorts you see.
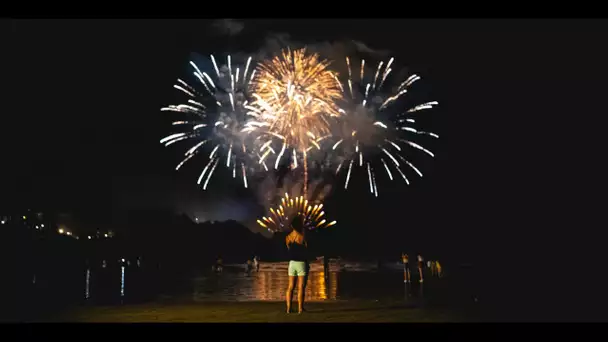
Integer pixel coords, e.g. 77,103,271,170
288,261,308,277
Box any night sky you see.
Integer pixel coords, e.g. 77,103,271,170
3,19,606,263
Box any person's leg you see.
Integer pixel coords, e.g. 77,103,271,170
286,276,295,313
297,275,306,313
419,267,424,282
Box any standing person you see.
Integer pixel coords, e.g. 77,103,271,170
430,261,437,276
214,256,223,273
436,261,443,278
417,254,425,283
285,215,310,314
401,253,411,283
253,255,260,272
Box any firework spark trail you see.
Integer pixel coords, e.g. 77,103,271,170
372,61,383,90
385,139,401,151
402,157,423,177
292,149,298,169
243,56,252,83
256,153,269,171
396,164,410,185
259,149,272,164
275,142,286,169
226,143,233,166
172,121,191,126
193,72,212,94
381,147,400,166
345,160,354,189
374,121,388,129
229,93,235,110
209,145,220,159
381,158,393,180
210,55,220,77
398,139,435,157
197,158,215,185
249,69,256,84
346,57,352,79
173,85,194,97
360,59,365,80
165,135,190,147
202,72,216,89
335,161,343,175
367,163,373,194
418,131,439,138
372,169,378,197
186,140,207,155
189,61,204,78
332,139,343,150
160,133,186,144
188,99,204,108
176,153,197,170
241,163,248,188
177,79,196,93
202,158,219,190
407,101,439,113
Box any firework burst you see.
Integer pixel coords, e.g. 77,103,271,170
244,48,344,195
257,192,337,233
161,54,263,190
330,56,439,196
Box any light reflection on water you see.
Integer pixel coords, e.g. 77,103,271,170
73,262,434,303
85,269,90,299
192,271,339,302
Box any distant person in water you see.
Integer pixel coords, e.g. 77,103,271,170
417,254,424,283
253,256,260,272
285,214,309,314
436,261,443,278
401,253,411,283
246,259,253,274
214,256,223,273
